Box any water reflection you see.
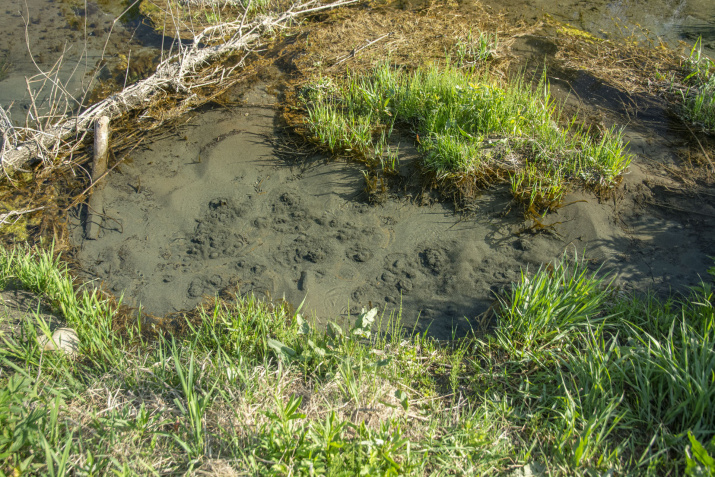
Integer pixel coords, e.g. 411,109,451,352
481,0,714,58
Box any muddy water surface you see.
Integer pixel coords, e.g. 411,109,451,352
71,86,520,335
480,0,714,57
0,0,160,120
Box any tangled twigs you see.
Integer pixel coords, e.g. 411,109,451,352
0,0,359,172
0,207,46,227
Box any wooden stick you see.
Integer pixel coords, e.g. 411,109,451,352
85,116,110,240
92,116,110,181
64,138,143,211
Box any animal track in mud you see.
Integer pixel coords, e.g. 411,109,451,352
347,245,373,263
187,198,248,260
419,247,449,275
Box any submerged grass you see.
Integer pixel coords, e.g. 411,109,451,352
0,55,10,83
1,244,714,475
300,62,632,214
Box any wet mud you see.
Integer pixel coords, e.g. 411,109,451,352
71,85,515,336
69,77,715,338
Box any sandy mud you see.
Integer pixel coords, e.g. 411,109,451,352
68,73,715,338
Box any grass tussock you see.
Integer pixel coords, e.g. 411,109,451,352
300,63,631,214
682,38,715,134
1,245,714,475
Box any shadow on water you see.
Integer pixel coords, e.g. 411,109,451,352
678,18,715,50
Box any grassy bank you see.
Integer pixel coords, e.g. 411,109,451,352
300,63,632,214
1,245,714,475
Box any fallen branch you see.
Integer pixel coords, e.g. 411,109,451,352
1,0,359,172
0,207,46,227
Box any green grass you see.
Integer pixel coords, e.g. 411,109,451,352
454,30,499,67
300,63,632,214
682,38,715,133
1,244,714,475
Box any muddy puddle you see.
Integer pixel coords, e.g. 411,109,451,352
69,74,715,337
71,85,513,336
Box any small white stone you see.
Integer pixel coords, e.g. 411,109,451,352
39,328,80,357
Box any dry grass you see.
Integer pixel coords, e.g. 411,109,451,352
283,1,527,78
547,15,683,95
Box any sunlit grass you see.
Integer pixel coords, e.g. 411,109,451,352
454,29,499,67
301,63,632,214
683,37,715,133
1,245,713,475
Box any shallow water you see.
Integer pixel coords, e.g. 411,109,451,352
0,0,161,123
480,0,714,57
